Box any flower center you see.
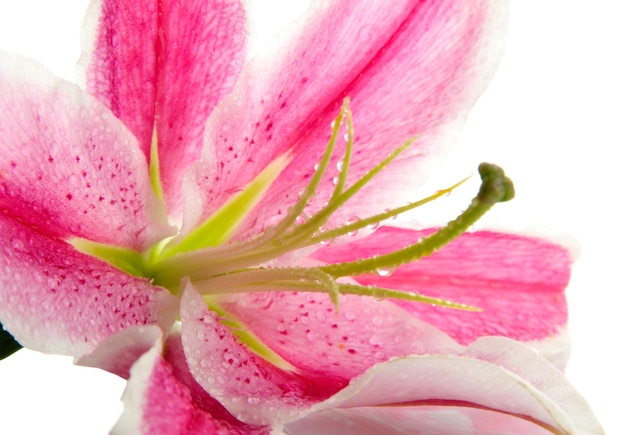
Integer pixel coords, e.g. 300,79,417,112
70,100,514,312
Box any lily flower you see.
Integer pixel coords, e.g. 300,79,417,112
0,0,602,433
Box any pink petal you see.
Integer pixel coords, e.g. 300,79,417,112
0,214,176,358
287,337,602,434
80,0,246,217
179,282,340,426
312,227,571,353
112,329,269,434
186,0,508,236
0,51,170,250
214,291,460,381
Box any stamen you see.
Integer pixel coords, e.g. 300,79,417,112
307,176,469,245
71,100,514,315
197,277,480,312
319,162,514,278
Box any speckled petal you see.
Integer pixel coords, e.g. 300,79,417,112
0,50,170,250
213,291,461,381
0,214,176,358
179,282,340,426
185,0,508,238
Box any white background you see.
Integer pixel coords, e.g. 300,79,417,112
0,1,623,433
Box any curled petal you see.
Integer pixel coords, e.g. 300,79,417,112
186,0,508,237
286,337,603,434
111,329,269,435
0,50,170,250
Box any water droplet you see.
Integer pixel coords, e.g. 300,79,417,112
10,238,25,251
296,213,307,224
314,162,320,171
369,335,384,346
247,397,261,405
336,161,344,172
343,133,349,142
344,311,356,321
376,267,393,277
371,316,384,326
316,311,326,322
276,323,287,333
306,331,318,341
330,120,336,129
385,208,397,220
332,176,339,185
346,216,360,237
319,238,332,247
367,222,380,230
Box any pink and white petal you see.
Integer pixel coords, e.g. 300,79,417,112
111,330,270,435
285,406,555,435
79,0,158,156
0,214,177,358
180,282,340,426
311,227,571,361
80,0,247,218
185,0,508,237
78,325,164,379
154,0,246,218
289,337,602,434
214,291,461,381
0,50,170,250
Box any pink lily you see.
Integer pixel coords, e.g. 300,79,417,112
0,0,602,433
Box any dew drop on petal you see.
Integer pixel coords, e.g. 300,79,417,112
371,316,384,326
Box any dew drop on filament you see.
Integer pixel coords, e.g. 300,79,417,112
376,267,393,277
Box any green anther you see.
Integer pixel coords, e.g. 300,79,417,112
319,163,514,278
